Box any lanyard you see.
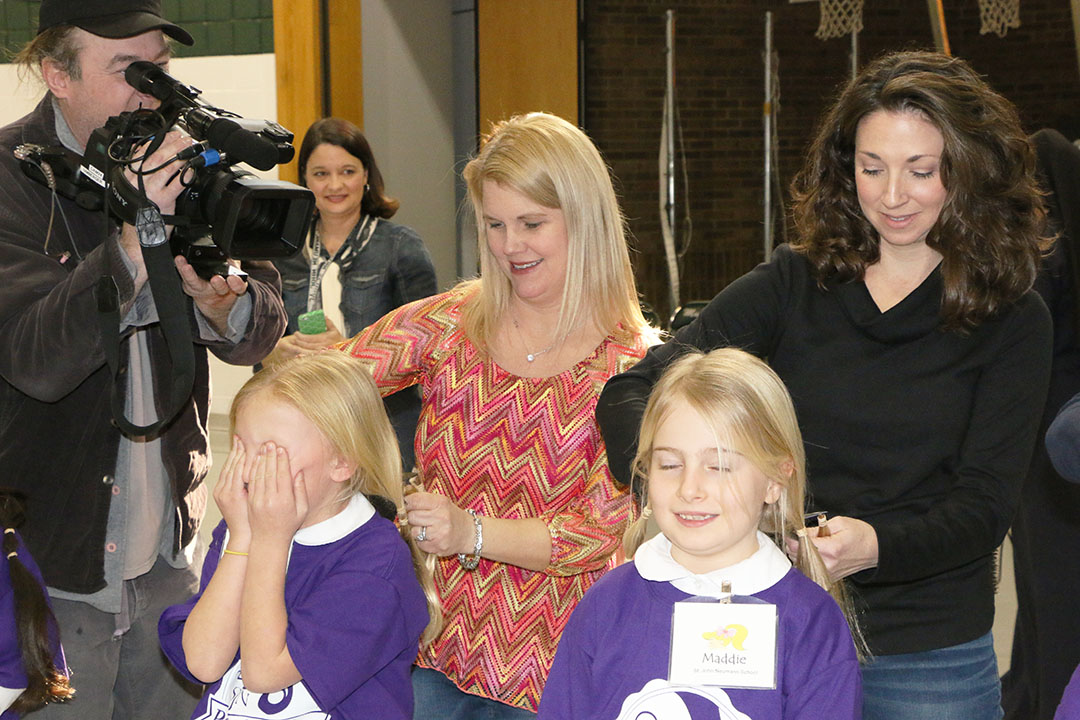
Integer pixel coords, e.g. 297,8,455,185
305,214,378,313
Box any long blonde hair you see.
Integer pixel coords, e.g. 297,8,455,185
460,112,649,348
624,349,866,657
230,352,441,646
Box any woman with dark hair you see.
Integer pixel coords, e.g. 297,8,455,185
264,117,437,470
597,50,1053,719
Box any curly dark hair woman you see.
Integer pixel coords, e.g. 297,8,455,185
791,50,1048,330
598,50,1053,720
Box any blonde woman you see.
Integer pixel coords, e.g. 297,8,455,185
339,112,656,717
540,348,861,719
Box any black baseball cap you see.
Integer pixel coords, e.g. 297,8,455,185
37,0,194,46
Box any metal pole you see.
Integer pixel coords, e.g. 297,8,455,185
927,0,952,56
660,9,680,316
764,11,773,261
665,10,676,254
1072,0,1080,80
850,27,858,79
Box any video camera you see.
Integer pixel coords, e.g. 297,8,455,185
18,61,313,276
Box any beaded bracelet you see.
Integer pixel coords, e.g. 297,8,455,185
458,509,483,571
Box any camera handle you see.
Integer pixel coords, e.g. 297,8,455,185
95,209,196,437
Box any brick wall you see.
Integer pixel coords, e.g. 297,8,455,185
583,0,1080,322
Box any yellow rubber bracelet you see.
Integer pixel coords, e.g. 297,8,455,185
223,549,249,557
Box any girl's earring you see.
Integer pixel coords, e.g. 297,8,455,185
364,183,370,193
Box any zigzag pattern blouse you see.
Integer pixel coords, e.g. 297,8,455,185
339,288,647,711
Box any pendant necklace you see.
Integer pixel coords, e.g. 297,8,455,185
511,314,556,363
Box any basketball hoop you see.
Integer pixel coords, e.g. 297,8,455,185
816,0,864,40
979,0,1020,36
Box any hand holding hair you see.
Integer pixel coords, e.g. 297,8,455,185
788,515,879,581
263,318,346,369
403,490,474,557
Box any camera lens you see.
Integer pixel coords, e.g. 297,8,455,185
235,194,288,236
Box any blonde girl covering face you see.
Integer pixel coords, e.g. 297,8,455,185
219,351,440,646
161,352,439,720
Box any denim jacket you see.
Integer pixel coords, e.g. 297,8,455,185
273,218,437,470
275,218,437,337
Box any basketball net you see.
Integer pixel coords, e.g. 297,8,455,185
816,0,864,40
979,0,1020,37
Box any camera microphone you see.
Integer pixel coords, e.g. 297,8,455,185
124,62,282,171
203,117,280,172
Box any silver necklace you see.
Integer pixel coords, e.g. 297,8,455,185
511,315,556,362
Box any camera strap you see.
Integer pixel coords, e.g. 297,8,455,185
96,210,196,437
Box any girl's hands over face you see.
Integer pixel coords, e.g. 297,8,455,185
246,442,310,545
214,436,251,548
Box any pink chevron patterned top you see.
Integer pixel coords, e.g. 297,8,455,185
339,288,648,711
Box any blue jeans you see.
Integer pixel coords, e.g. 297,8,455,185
39,557,202,720
862,631,1003,720
412,667,536,719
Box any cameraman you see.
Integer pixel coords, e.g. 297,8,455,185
0,2,287,718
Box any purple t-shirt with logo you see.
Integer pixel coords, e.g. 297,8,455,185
538,562,860,719
159,501,428,720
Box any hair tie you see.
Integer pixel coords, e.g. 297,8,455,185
795,528,807,538
6,551,16,560
3,528,13,536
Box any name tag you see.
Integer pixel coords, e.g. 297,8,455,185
668,600,778,689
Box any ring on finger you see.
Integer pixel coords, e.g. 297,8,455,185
416,526,428,543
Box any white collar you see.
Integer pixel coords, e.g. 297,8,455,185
634,530,791,598
293,494,376,546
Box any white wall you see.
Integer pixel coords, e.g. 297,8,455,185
361,0,457,291
0,54,278,153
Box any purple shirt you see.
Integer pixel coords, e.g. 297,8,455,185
158,499,428,720
1056,663,1080,720
538,561,861,719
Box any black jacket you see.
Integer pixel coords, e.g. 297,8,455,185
0,97,286,593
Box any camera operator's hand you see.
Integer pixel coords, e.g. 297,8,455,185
175,255,249,336
128,129,195,216
118,130,199,295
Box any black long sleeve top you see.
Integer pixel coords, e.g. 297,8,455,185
598,245,1052,655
